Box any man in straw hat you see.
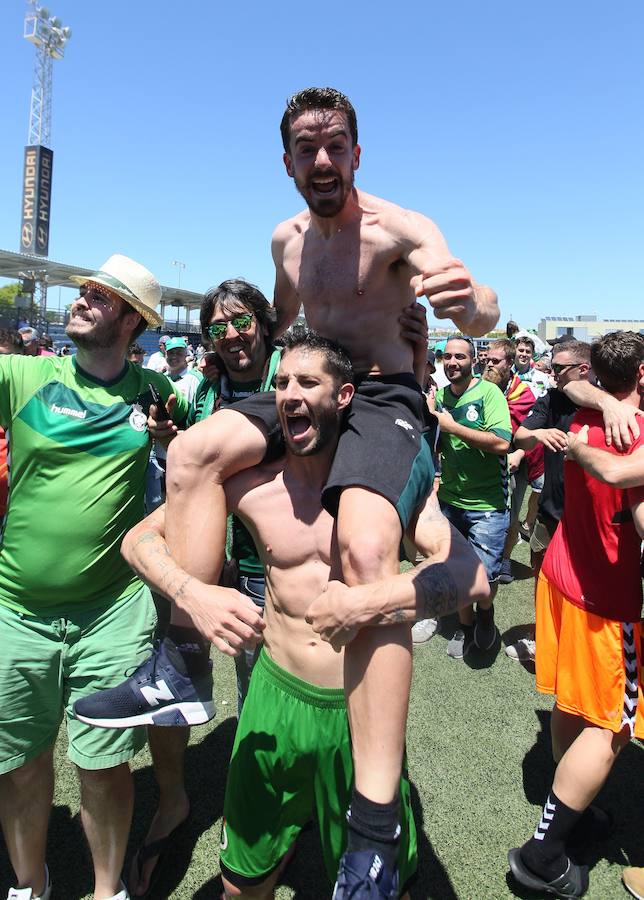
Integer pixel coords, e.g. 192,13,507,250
0,255,201,900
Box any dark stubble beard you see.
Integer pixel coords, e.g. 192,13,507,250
66,311,125,350
285,403,343,457
294,168,354,219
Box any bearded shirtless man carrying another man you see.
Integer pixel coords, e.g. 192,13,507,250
82,88,498,894
112,330,488,897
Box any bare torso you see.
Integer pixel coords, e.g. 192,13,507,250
274,190,451,375
225,457,344,688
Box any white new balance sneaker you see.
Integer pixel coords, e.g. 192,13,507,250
505,636,536,662
411,618,438,644
7,865,51,900
103,882,130,900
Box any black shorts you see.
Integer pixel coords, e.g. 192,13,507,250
235,374,436,529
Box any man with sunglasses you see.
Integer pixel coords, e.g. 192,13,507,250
86,279,282,899
505,341,592,662
514,341,592,575
0,256,193,900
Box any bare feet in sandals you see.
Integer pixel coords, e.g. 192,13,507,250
130,796,190,897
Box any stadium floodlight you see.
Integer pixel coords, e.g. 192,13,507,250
172,260,186,290
24,0,71,145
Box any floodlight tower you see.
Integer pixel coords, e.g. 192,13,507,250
19,1,71,322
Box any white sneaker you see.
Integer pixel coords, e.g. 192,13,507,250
411,618,438,643
505,637,536,661
7,865,51,900
102,883,130,900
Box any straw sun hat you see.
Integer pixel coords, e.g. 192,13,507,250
70,254,163,327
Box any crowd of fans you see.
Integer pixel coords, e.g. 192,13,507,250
1,310,642,899
0,83,642,900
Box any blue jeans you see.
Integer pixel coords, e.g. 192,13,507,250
144,454,165,514
234,575,265,714
439,502,509,583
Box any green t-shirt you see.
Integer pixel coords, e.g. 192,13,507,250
436,378,511,511
0,355,188,615
191,348,282,576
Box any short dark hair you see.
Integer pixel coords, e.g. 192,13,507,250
445,335,475,358
0,328,26,353
515,335,535,353
128,312,147,341
128,342,144,357
488,338,516,364
591,331,644,395
200,279,276,344
281,325,353,387
280,87,358,153
552,340,591,364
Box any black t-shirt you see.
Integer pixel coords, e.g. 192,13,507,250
521,387,578,524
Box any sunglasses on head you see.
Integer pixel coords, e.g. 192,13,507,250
207,313,254,341
552,362,580,375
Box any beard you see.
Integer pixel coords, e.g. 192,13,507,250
66,313,124,350
293,166,354,218
282,402,343,457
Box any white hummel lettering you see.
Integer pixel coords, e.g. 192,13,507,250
50,402,87,420
140,679,174,706
395,418,413,431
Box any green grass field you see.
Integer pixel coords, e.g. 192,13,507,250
1,537,642,898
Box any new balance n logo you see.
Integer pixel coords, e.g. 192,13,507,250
140,679,174,707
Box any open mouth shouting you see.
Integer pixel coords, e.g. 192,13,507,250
284,408,315,445
310,175,339,196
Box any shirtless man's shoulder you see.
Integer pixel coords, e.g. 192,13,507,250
272,188,446,260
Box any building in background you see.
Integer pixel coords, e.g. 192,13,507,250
538,316,644,343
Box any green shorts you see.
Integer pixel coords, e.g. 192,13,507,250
220,649,417,893
0,584,156,774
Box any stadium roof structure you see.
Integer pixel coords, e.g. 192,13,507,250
0,248,203,312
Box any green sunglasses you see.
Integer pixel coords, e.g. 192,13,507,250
207,313,254,341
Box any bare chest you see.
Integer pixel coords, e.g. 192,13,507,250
237,482,335,573
284,225,409,324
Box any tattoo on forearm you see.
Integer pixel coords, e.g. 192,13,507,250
134,530,158,546
392,608,407,623
415,562,458,618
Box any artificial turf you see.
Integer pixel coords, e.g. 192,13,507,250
1,536,642,898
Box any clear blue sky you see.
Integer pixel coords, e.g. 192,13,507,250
0,1,642,329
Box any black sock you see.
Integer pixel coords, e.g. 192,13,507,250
521,791,582,880
346,789,400,872
476,603,494,624
164,627,210,677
